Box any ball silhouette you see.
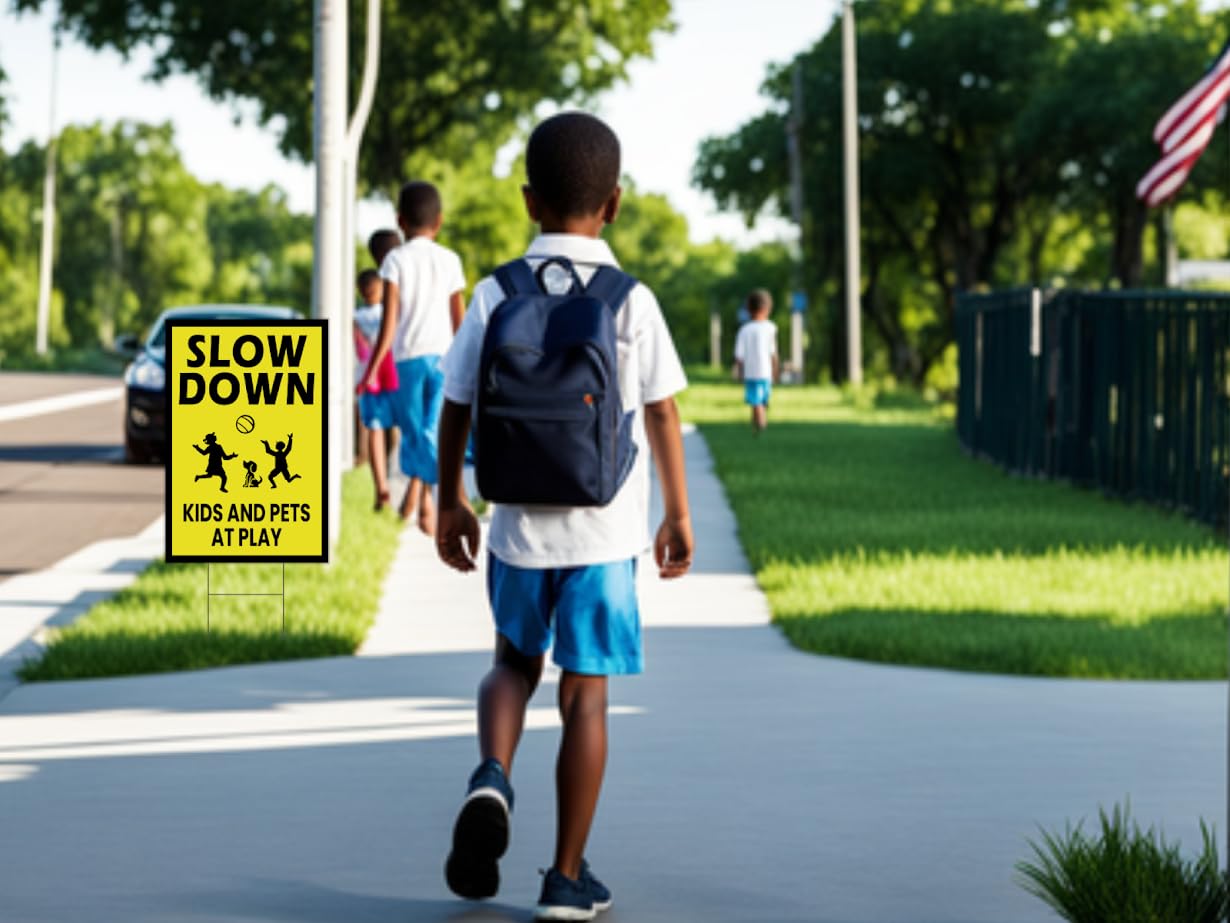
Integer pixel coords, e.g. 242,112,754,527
235,414,255,434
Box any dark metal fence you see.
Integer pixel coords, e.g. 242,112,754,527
956,288,1230,528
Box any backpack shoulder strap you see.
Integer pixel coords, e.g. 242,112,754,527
493,259,541,298
584,266,638,314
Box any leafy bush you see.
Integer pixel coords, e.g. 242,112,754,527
1017,803,1227,923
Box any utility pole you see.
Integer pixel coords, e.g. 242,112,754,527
313,0,347,554
842,0,864,384
35,23,60,356
340,0,383,470
786,61,807,382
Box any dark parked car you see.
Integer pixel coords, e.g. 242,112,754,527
123,304,297,463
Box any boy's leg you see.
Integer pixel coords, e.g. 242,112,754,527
416,357,446,535
553,671,607,880
393,359,423,518
368,427,389,505
447,565,551,902
479,634,545,771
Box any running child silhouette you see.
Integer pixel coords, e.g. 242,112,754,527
192,433,236,492
262,435,301,488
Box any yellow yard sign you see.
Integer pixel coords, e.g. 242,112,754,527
165,319,328,562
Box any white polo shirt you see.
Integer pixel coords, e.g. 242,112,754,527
735,319,777,381
440,233,688,568
378,236,466,361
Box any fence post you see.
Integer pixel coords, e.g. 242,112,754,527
709,311,721,370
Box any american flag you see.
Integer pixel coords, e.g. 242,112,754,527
1136,39,1230,208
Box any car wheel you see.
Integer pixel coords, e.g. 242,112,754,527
125,434,151,465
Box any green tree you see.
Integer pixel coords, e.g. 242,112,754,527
697,2,1057,383
23,121,215,344
15,0,674,194
204,183,313,309
1018,2,1219,287
695,0,1228,383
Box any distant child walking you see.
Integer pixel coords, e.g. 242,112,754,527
435,111,693,921
354,269,398,510
357,182,466,533
734,289,779,434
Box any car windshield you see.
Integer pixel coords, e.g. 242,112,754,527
147,312,271,348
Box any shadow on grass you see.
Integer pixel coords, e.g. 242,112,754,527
696,421,1221,560
777,608,1228,680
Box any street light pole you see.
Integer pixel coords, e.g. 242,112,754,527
842,0,864,385
339,0,383,473
313,0,347,554
787,61,807,381
34,24,61,356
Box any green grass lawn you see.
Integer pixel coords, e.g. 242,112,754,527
19,469,404,681
679,376,1228,679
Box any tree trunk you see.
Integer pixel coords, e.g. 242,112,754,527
1110,198,1148,288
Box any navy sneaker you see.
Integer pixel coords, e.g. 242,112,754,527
535,864,611,921
444,758,514,900
579,859,612,912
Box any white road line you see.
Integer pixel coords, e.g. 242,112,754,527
0,386,124,425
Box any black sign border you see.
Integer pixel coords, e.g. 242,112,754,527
164,318,329,564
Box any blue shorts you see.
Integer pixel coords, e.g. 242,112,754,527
358,391,395,430
393,356,444,483
745,379,772,407
486,555,642,676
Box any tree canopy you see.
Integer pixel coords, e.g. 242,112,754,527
694,0,1229,384
14,0,674,195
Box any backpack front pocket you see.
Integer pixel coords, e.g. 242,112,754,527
477,393,606,506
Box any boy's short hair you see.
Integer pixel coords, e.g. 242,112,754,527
357,268,381,292
748,289,773,315
397,181,442,231
367,229,400,265
526,112,620,219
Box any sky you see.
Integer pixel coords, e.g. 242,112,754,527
0,0,835,246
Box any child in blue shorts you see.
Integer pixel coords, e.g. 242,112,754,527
358,183,466,533
354,269,397,510
734,289,779,435
435,112,694,921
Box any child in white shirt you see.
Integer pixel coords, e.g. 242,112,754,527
357,182,466,533
435,112,693,922
734,289,779,434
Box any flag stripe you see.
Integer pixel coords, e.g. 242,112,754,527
1137,118,1216,195
1161,69,1230,152
1154,41,1230,143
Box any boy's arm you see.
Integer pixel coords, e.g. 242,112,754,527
286,434,293,454
435,399,480,573
357,282,399,393
449,291,465,334
223,451,237,460
193,444,206,454
734,359,744,382
644,396,693,579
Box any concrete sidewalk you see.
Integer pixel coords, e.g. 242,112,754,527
0,430,1223,923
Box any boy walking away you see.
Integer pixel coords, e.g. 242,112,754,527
367,228,401,267
354,269,398,510
734,289,779,434
435,112,694,921
358,183,466,533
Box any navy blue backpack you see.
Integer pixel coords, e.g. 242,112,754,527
475,256,638,507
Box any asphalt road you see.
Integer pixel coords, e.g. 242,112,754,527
0,371,164,582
